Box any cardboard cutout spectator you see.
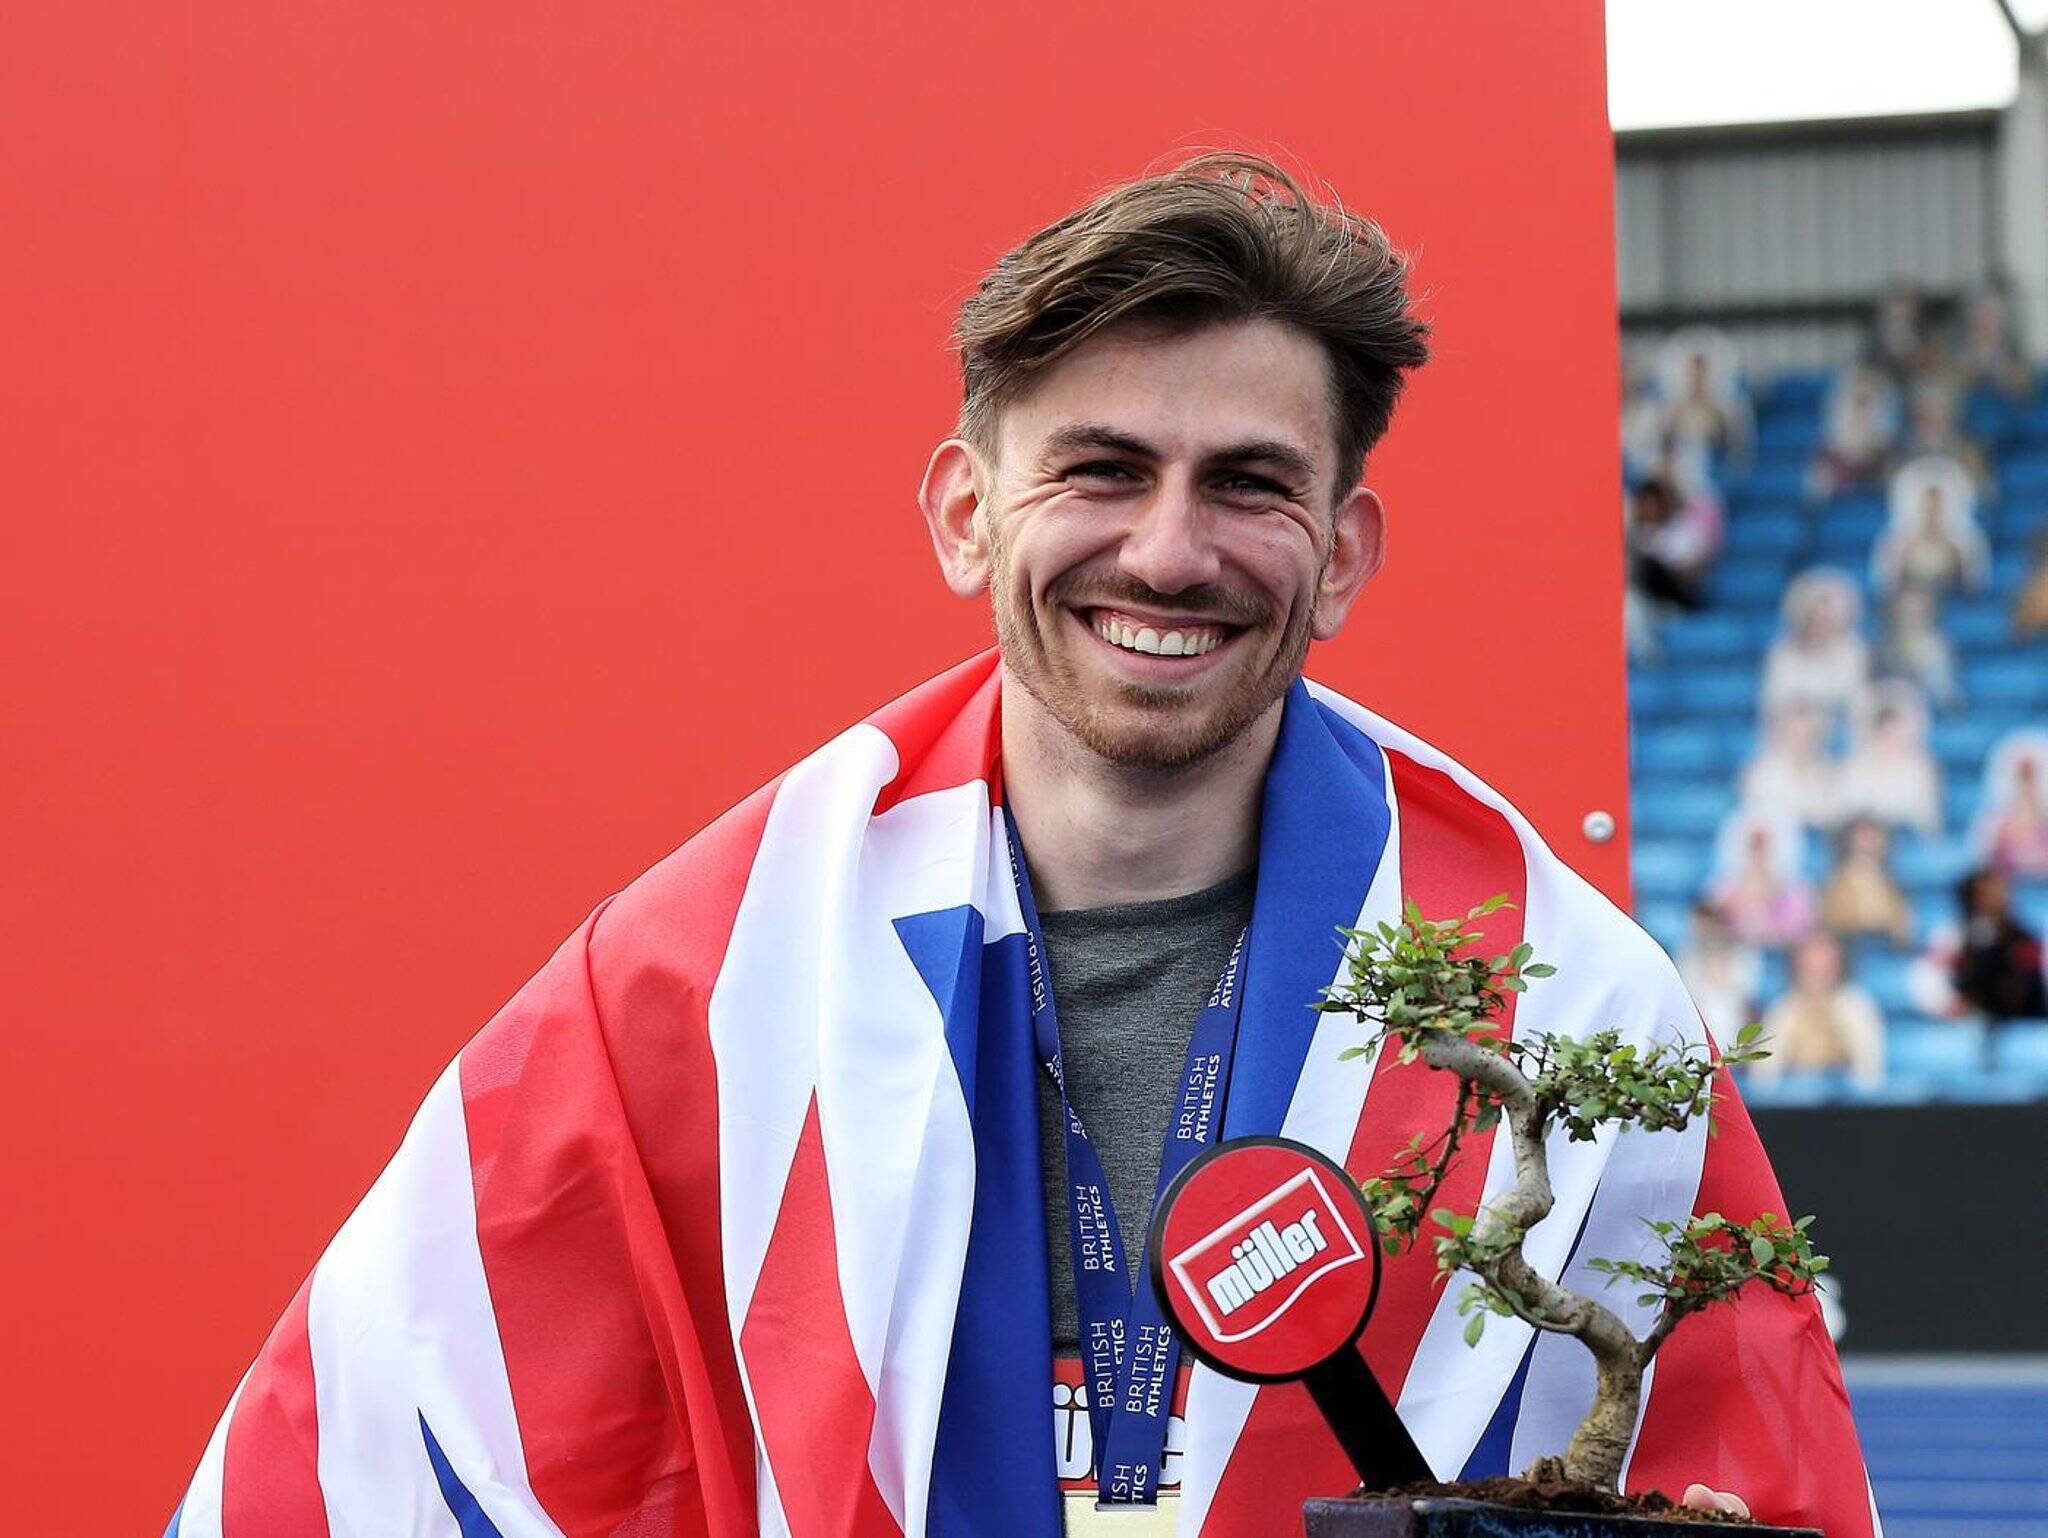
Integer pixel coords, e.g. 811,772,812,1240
1869,285,1944,384
2014,528,2048,638
1707,807,1818,949
1677,900,1763,1049
1951,869,2048,1022
1820,818,1915,947
1760,568,1870,728
1873,455,1989,603
1808,363,1899,499
1973,730,2048,880
1956,287,2035,402
1627,476,1715,611
1655,325,1753,475
1740,701,1843,831
1876,584,1960,711
1750,930,1887,1090
1897,380,1992,494
1838,681,1942,835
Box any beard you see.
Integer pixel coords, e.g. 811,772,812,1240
989,541,1316,771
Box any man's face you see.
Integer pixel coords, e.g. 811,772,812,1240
928,316,1380,770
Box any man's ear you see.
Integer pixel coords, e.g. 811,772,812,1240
919,438,993,598
1311,484,1386,641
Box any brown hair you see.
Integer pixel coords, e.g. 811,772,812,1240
952,151,1430,500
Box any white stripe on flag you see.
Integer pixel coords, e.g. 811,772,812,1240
170,1370,248,1538
708,722,903,1536
833,780,994,1533
305,1064,564,1538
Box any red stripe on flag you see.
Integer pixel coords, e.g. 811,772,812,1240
221,1274,331,1538
1625,1062,1874,1536
868,649,1003,816
739,1095,903,1538
1202,749,1526,1535
464,784,779,1537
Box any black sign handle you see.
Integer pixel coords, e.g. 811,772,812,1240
1302,1348,1433,1491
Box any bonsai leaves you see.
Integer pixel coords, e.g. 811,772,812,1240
1588,1211,1828,1357
1316,894,1831,1490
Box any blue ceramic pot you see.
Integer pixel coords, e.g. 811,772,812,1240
1301,1496,1822,1538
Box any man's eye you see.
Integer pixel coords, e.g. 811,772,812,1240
1069,462,1136,481
1219,474,1287,496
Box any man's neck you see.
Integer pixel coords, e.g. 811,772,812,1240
998,668,1279,911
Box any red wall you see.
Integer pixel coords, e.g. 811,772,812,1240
1,4,1624,1529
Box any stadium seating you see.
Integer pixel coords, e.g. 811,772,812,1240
1630,366,2048,1104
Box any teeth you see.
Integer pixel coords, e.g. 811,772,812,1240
1095,616,1223,656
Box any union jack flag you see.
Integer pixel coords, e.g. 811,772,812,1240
167,650,1880,1537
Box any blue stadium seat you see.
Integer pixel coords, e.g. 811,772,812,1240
1632,721,1753,777
1991,498,2048,541
1945,600,2013,648
1723,506,1807,557
1992,548,2033,593
1818,505,1875,552
1959,653,2048,710
1704,556,1792,609
1633,898,1692,953
1990,1020,2048,1088
1738,1071,1843,1108
1660,611,1765,660
1754,415,1817,455
1672,665,1762,716
2001,451,2048,497
1632,839,1709,901
1634,782,1737,840
1891,832,1977,889
1764,371,1831,409
1930,715,2010,770
1942,778,1981,831
2015,881,2048,934
1855,950,1917,1015
1731,463,1809,503
1887,1018,1988,1085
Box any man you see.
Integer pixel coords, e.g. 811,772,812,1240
167,154,1875,1537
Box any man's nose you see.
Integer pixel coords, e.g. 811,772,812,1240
1116,479,1223,595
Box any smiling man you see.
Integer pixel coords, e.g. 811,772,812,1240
167,154,1875,1538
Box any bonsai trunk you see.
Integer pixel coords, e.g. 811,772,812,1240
1416,1030,1651,1492
1561,1348,1644,1491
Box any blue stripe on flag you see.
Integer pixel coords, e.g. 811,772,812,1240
419,1412,506,1538
927,925,1061,1538
1462,1335,1539,1479
1223,683,1392,1139
895,905,985,1113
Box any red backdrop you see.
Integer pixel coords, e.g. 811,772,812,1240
1,3,1625,1529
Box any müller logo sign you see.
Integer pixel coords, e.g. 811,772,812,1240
1147,1136,1433,1489
1167,1168,1366,1344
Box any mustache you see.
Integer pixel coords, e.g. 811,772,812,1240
1045,571,1272,628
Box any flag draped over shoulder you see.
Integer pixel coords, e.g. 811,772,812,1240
167,650,1880,1538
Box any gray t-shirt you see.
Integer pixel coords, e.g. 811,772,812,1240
1034,867,1258,1350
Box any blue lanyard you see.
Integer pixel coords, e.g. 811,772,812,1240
1003,814,1249,1507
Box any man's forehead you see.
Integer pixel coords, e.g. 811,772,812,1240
996,317,1336,471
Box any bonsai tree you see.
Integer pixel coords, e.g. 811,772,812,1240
1317,896,1826,1493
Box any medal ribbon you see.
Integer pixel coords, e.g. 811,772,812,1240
1003,813,1248,1508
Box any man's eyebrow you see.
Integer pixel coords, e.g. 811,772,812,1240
1039,422,1158,461
1040,422,1318,482
1208,438,1319,482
